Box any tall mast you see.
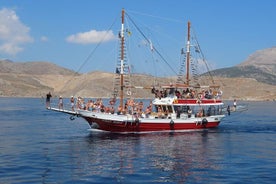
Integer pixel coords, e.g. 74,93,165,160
186,21,191,86
119,8,125,108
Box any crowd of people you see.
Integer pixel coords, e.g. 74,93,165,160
151,87,223,100
46,87,226,119
48,94,153,118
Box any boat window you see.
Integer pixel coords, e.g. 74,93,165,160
173,105,189,113
167,106,173,113
154,105,161,112
154,105,173,113
204,105,223,116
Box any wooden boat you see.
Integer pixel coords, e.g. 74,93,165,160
48,9,225,133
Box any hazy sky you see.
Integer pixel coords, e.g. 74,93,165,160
0,0,275,75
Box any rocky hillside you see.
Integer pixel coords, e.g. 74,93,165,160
0,59,76,75
209,47,276,85
1,47,276,101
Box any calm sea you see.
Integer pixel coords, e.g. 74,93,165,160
0,98,275,184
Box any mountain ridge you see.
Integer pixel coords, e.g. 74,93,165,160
1,47,276,100
0,59,77,75
209,47,276,85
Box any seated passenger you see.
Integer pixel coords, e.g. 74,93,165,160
188,108,192,118
145,106,151,118
157,106,163,118
117,105,122,115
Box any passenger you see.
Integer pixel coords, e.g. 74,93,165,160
77,97,85,110
86,100,93,111
175,90,181,98
110,106,115,114
105,106,110,113
77,97,82,110
145,106,151,118
133,101,138,114
156,90,162,99
197,108,203,117
176,106,181,118
151,87,156,94
138,101,144,112
100,104,105,112
207,106,211,116
169,87,174,95
164,109,169,118
122,105,127,115
58,96,63,110
96,103,101,112
163,89,168,97
46,92,52,108
191,90,195,98
70,96,75,111
217,90,223,99
127,99,134,114
124,103,129,114
160,90,164,98
188,107,192,118
137,108,143,118
81,101,86,110
109,98,116,106
117,105,122,115
157,106,163,118
227,105,231,115
233,99,237,111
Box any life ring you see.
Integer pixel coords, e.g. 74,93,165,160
202,118,208,125
127,90,132,96
170,119,174,125
70,116,75,121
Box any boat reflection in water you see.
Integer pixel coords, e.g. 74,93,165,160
64,130,223,183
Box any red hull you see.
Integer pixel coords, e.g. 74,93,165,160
82,117,220,133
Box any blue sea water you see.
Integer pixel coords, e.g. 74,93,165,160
0,98,275,184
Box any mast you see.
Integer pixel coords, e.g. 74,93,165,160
186,21,191,86
119,8,125,108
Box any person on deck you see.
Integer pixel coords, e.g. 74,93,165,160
58,96,63,110
70,96,75,111
188,107,192,118
233,99,237,111
157,106,163,118
117,105,123,115
145,106,151,118
227,105,231,115
176,106,181,118
46,92,52,108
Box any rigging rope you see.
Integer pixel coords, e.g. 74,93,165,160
125,11,178,75
59,14,120,95
191,27,215,84
128,10,185,24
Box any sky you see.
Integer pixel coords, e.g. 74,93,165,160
0,0,275,75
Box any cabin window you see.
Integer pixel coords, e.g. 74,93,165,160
154,105,173,113
173,105,189,113
167,106,173,113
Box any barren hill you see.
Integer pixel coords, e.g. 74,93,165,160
0,60,76,75
1,47,276,101
209,47,276,85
